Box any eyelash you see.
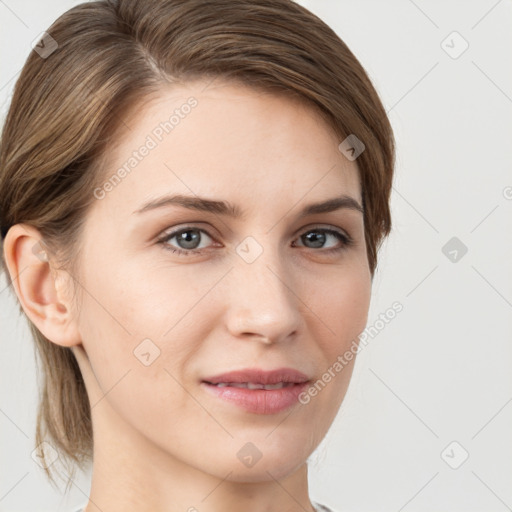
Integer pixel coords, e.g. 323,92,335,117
156,226,354,257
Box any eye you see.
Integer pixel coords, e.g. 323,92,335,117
157,227,216,256
293,227,353,254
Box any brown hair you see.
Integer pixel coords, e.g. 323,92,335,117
0,0,395,490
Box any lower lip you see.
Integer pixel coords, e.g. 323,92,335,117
201,382,309,415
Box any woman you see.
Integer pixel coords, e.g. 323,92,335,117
0,1,395,511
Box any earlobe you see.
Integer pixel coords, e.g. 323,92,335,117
3,224,81,347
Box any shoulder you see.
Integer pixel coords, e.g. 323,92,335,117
74,502,335,512
313,501,339,512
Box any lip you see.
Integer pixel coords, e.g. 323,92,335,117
201,367,311,415
202,367,310,385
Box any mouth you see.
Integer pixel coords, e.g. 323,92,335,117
200,367,311,414
201,367,310,386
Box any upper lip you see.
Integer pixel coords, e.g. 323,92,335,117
202,367,310,385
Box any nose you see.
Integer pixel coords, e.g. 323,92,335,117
224,248,302,345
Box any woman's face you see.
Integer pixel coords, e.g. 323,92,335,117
71,80,372,481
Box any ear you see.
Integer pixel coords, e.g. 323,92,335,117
3,224,81,347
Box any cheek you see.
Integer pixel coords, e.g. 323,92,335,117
302,260,370,404
75,275,204,443
82,256,210,336
309,261,372,346
76,257,219,390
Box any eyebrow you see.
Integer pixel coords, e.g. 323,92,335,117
133,193,364,218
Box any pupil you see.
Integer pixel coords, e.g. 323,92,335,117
305,231,325,248
178,230,200,249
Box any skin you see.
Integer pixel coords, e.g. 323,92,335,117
4,80,372,512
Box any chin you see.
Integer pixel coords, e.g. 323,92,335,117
219,456,308,483
201,434,314,482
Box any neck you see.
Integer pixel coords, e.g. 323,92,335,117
82,397,316,512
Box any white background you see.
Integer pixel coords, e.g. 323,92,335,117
1,1,511,511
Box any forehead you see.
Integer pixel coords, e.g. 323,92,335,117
92,80,361,217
